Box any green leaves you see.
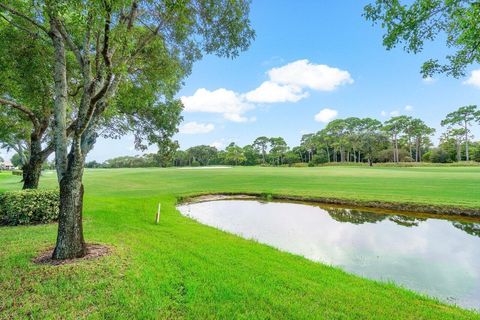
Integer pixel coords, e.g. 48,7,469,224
441,105,478,127
0,189,59,225
364,0,480,77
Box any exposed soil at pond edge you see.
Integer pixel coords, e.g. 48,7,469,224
178,193,480,218
33,243,110,266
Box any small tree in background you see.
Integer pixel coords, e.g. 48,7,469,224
441,106,478,161
359,132,389,166
253,136,270,164
225,143,246,166
0,21,57,189
382,116,410,163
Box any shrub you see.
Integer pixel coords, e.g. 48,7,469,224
422,151,432,162
191,160,200,167
12,170,22,176
430,148,453,163
375,148,411,162
311,151,329,164
0,189,59,225
473,148,480,162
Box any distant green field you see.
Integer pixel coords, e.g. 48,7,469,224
1,167,479,319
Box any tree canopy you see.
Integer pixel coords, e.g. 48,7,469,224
364,0,480,77
0,0,255,259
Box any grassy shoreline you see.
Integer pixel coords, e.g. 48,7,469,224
1,167,480,319
178,192,480,217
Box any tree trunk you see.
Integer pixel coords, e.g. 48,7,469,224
457,141,461,162
51,21,87,260
415,138,420,162
465,121,470,161
409,140,413,160
22,157,43,189
394,134,399,163
53,151,87,259
22,136,43,189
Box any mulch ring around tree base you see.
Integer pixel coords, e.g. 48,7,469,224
33,243,110,266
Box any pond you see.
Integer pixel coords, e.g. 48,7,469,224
177,199,480,311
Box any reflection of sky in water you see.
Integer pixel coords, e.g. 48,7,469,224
177,200,480,311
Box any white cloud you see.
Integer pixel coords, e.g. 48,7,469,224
463,69,480,88
181,60,353,123
380,110,387,117
179,121,215,134
389,110,400,116
245,81,308,103
210,140,225,149
224,113,248,123
181,88,253,122
404,105,413,112
245,60,352,104
268,59,353,91
314,108,338,123
422,76,435,84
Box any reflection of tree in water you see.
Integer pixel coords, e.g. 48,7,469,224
325,207,426,227
452,222,480,238
325,207,480,234
326,208,387,224
388,215,427,227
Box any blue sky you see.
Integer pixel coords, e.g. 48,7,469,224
2,1,480,162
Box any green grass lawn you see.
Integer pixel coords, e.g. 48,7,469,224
1,166,480,319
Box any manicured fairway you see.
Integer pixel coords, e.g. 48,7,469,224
1,166,480,319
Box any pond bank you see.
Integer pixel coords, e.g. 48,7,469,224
179,193,480,218
177,199,480,310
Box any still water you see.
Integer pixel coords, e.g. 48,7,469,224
177,200,480,310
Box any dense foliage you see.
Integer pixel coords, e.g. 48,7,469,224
0,189,59,225
100,109,480,168
364,0,480,78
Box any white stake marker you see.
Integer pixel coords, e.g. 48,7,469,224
155,203,161,224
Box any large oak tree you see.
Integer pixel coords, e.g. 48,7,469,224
0,0,254,259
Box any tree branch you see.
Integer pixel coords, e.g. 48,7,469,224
0,3,50,35
91,2,113,106
0,98,40,128
39,139,55,161
56,20,85,68
127,1,138,30
77,1,113,136
0,12,46,40
68,84,84,97
128,24,161,61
